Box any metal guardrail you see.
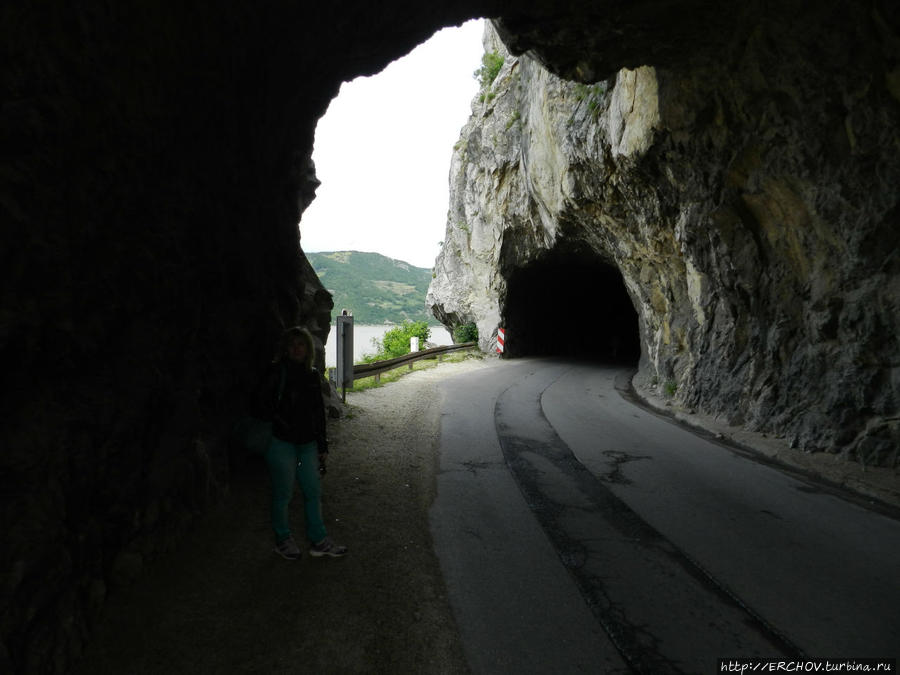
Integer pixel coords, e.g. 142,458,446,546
330,342,478,384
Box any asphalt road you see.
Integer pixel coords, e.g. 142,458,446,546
429,358,900,674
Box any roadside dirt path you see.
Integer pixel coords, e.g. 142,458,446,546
76,358,491,675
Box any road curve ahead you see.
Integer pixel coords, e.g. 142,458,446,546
429,358,900,674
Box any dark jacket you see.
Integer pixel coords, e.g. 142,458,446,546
254,359,328,452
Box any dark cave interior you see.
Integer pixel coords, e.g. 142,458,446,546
502,249,641,363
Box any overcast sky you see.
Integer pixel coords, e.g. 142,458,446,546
299,19,485,269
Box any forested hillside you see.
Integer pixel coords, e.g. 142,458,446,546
306,251,437,325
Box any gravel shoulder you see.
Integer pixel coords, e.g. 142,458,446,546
76,356,492,675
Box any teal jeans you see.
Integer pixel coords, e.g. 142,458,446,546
264,437,327,543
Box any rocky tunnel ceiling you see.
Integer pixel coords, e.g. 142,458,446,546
502,250,640,362
3,1,899,672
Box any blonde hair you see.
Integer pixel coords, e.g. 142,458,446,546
277,326,315,371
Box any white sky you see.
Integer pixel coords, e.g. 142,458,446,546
299,19,485,269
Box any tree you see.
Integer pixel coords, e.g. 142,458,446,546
452,322,479,343
376,320,431,360
474,51,504,90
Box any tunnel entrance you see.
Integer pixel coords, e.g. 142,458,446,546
502,249,640,363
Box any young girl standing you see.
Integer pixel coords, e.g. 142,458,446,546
256,326,347,559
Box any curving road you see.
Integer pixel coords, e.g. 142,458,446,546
429,358,900,674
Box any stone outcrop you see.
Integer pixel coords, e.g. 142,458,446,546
2,0,898,672
430,20,900,470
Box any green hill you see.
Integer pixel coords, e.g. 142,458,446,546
306,251,438,325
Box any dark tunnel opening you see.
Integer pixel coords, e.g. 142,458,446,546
502,249,641,363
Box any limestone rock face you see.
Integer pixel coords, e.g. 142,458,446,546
429,20,900,468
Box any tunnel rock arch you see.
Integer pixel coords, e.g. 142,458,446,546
4,1,900,672
429,7,899,470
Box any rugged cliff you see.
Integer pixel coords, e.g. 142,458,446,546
429,22,900,467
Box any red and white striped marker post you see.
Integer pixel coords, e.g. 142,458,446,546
496,327,505,354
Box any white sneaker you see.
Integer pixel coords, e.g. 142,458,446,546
309,537,348,558
274,536,301,560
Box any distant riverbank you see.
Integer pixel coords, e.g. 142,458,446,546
324,324,453,367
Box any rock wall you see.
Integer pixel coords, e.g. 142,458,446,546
429,18,900,468
0,3,481,671
2,0,898,672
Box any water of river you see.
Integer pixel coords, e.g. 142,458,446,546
323,324,453,368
